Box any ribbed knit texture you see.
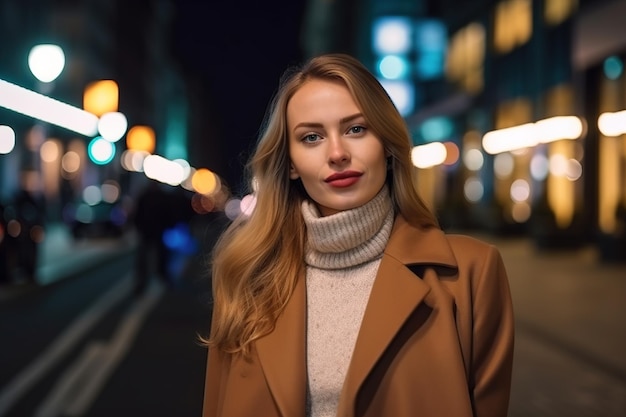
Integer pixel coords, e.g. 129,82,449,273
303,186,394,417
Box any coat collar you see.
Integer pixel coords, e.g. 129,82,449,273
255,215,458,417
383,215,458,268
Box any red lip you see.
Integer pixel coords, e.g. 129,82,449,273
324,171,363,188
324,171,363,182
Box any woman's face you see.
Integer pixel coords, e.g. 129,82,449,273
287,79,387,216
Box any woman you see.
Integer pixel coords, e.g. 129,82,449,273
202,53,514,417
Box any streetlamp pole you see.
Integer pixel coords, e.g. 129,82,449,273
23,43,66,196
24,43,66,222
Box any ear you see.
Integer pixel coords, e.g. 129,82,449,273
289,163,300,179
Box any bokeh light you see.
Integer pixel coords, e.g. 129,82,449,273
240,194,257,217
530,153,549,181
411,142,447,168
83,185,103,206
225,198,242,220
443,142,460,166
192,168,218,195
510,179,530,203
40,140,61,162
61,151,81,174
28,44,65,83
0,125,16,154
511,202,531,223
463,148,484,171
494,153,514,179
464,177,484,203
98,112,128,142
101,180,120,203
88,137,115,165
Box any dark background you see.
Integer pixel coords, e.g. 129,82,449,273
172,0,308,192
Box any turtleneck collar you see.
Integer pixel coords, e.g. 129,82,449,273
301,185,394,269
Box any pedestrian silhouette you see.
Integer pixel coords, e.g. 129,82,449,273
132,181,175,296
6,187,45,283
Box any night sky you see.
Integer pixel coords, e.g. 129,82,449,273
172,0,308,191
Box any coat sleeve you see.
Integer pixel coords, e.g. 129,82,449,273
202,347,223,416
470,245,515,417
202,311,230,417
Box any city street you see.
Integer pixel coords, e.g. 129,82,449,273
0,221,625,416
2,1,625,416
482,234,626,416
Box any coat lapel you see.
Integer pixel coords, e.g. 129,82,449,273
339,216,458,411
255,273,307,417
254,216,458,417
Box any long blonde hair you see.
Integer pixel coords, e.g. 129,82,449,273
206,53,438,356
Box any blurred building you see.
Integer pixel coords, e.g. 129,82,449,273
0,0,221,221
0,0,226,284
2,0,624,263
301,0,626,260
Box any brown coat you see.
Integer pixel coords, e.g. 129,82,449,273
203,215,515,417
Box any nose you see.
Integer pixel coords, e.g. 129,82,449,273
327,136,350,165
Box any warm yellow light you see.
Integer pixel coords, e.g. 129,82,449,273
483,116,583,154
83,80,119,117
192,168,218,195
494,0,532,54
598,110,626,137
121,150,149,172
411,142,447,169
443,142,460,165
535,116,583,143
62,151,81,173
483,123,537,154
446,22,485,93
511,202,531,223
41,139,62,199
40,140,61,163
126,125,155,153
545,0,578,26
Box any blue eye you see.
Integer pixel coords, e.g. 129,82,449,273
302,134,320,143
348,126,366,134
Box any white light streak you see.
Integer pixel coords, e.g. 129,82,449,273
0,78,99,136
411,142,447,168
598,110,626,137
482,116,583,154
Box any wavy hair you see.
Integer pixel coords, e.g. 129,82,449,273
205,53,438,356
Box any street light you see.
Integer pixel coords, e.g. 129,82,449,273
28,44,65,94
23,44,66,232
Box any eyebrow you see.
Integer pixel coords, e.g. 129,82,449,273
292,113,364,131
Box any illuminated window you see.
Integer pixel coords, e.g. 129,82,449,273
544,0,578,26
494,0,532,54
446,22,485,93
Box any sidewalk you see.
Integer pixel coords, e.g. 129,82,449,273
0,222,135,301
36,223,136,285
475,234,626,416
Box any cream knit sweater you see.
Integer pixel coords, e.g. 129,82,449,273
302,186,394,417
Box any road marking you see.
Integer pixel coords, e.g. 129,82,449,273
34,281,164,417
0,275,132,416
